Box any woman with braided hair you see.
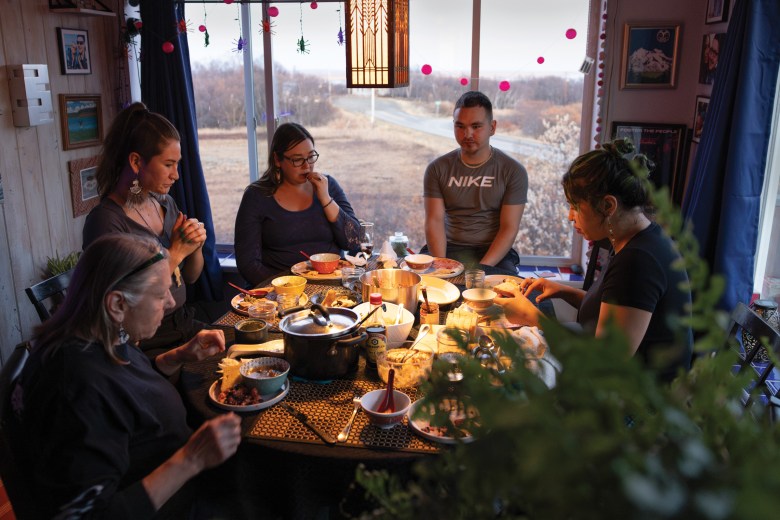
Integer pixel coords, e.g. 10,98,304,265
495,139,692,381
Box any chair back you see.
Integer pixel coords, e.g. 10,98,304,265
25,269,72,322
726,302,780,408
0,341,35,518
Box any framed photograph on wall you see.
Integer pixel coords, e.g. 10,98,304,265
699,33,724,85
68,156,100,217
56,27,92,75
706,0,730,24
620,23,681,89
693,96,711,144
59,94,103,150
611,121,690,205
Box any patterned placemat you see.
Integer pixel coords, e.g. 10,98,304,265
247,377,440,453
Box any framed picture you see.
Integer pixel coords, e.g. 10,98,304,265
59,94,103,150
68,156,100,217
693,96,711,144
620,23,681,89
706,0,730,24
56,27,91,75
699,33,724,85
611,122,689,205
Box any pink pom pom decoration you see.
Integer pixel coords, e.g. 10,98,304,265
421,64,432,75
268,6,279,17
198,25,206,33
311,1,318,8
499,80,510,92
460,77,469,86
537,56,545,64
566,28,577,39
162,41,175,54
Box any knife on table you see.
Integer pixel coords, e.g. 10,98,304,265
280,403,337,445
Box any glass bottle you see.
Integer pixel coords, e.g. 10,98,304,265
364,292,387,369
390,231,409,258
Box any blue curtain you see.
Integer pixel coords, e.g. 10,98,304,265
139,0,223,301
681,0,780,311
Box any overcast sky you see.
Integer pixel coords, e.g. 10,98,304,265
179,0,590,78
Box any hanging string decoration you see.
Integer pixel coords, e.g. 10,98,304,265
232,2,245,53
260,17,276,35
177,18,192,35
594,1,609,149
199,1,209,47
336,4,344,46
297,2,310,54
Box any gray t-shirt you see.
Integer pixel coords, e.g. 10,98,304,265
423,147,528,247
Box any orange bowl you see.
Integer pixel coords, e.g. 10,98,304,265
309,253,341,274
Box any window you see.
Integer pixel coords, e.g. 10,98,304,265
189,0,594,265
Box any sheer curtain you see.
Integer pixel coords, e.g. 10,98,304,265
682,0,780,311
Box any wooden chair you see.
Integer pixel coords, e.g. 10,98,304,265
24,269,73,322
726,302,780,412
0,341,34,518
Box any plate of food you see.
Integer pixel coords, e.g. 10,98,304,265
290,259,354,280
209,379,289,412
400,257,464,279
418,275,460,305
231,293,308,316
484,275,524,295
407,399,476,445
309,287,361,308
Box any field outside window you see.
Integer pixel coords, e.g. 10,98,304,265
190,0,590,263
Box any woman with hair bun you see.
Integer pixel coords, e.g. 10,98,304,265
83,102,206,357
496,139,692,381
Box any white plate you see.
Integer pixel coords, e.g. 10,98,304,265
231,293,308,316
484,274,524,290
290,259,354,280
407,400,475,445
209,379,290,412
227,339,285,359
418,275,460,305
400,257,465,279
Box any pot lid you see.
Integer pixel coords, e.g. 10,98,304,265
280,305,358,337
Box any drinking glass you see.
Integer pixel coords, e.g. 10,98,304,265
341,267,365,291
359,221,374,257
464,269,486,289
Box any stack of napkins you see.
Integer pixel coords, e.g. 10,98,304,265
376,241,398,269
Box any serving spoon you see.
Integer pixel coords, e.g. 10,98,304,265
400,324,431,362
228,281,269,298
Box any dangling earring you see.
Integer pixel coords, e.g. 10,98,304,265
274,167,282,184
118,323,130,344
607,216,616,245
126,172,146,208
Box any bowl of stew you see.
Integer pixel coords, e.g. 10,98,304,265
239,357,290,395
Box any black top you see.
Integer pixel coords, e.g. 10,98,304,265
578,222,693,381
12,338,192,518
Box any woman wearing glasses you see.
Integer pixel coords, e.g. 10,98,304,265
10,233,243,518
235,122,361,285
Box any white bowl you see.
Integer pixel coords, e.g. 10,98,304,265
405,254,434,271
360,388,412,429
462,288,497,310
353,301,414,348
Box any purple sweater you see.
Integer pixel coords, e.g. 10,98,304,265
234,175,361,285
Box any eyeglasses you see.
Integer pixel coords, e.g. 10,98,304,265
282,151,319,167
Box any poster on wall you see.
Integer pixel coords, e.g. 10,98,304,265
620,23,681,89
611,122,690,205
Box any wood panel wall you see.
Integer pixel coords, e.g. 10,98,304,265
0,0,123,363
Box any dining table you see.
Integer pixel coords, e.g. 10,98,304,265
178,258,555,518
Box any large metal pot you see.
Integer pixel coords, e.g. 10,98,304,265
279,304,367,380
360,269,421,310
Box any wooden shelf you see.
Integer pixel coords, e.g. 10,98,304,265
49,1,116,17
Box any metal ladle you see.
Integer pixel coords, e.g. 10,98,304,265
472,335,508,375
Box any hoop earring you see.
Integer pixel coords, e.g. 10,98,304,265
118,323,130,344
126,173,145,207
